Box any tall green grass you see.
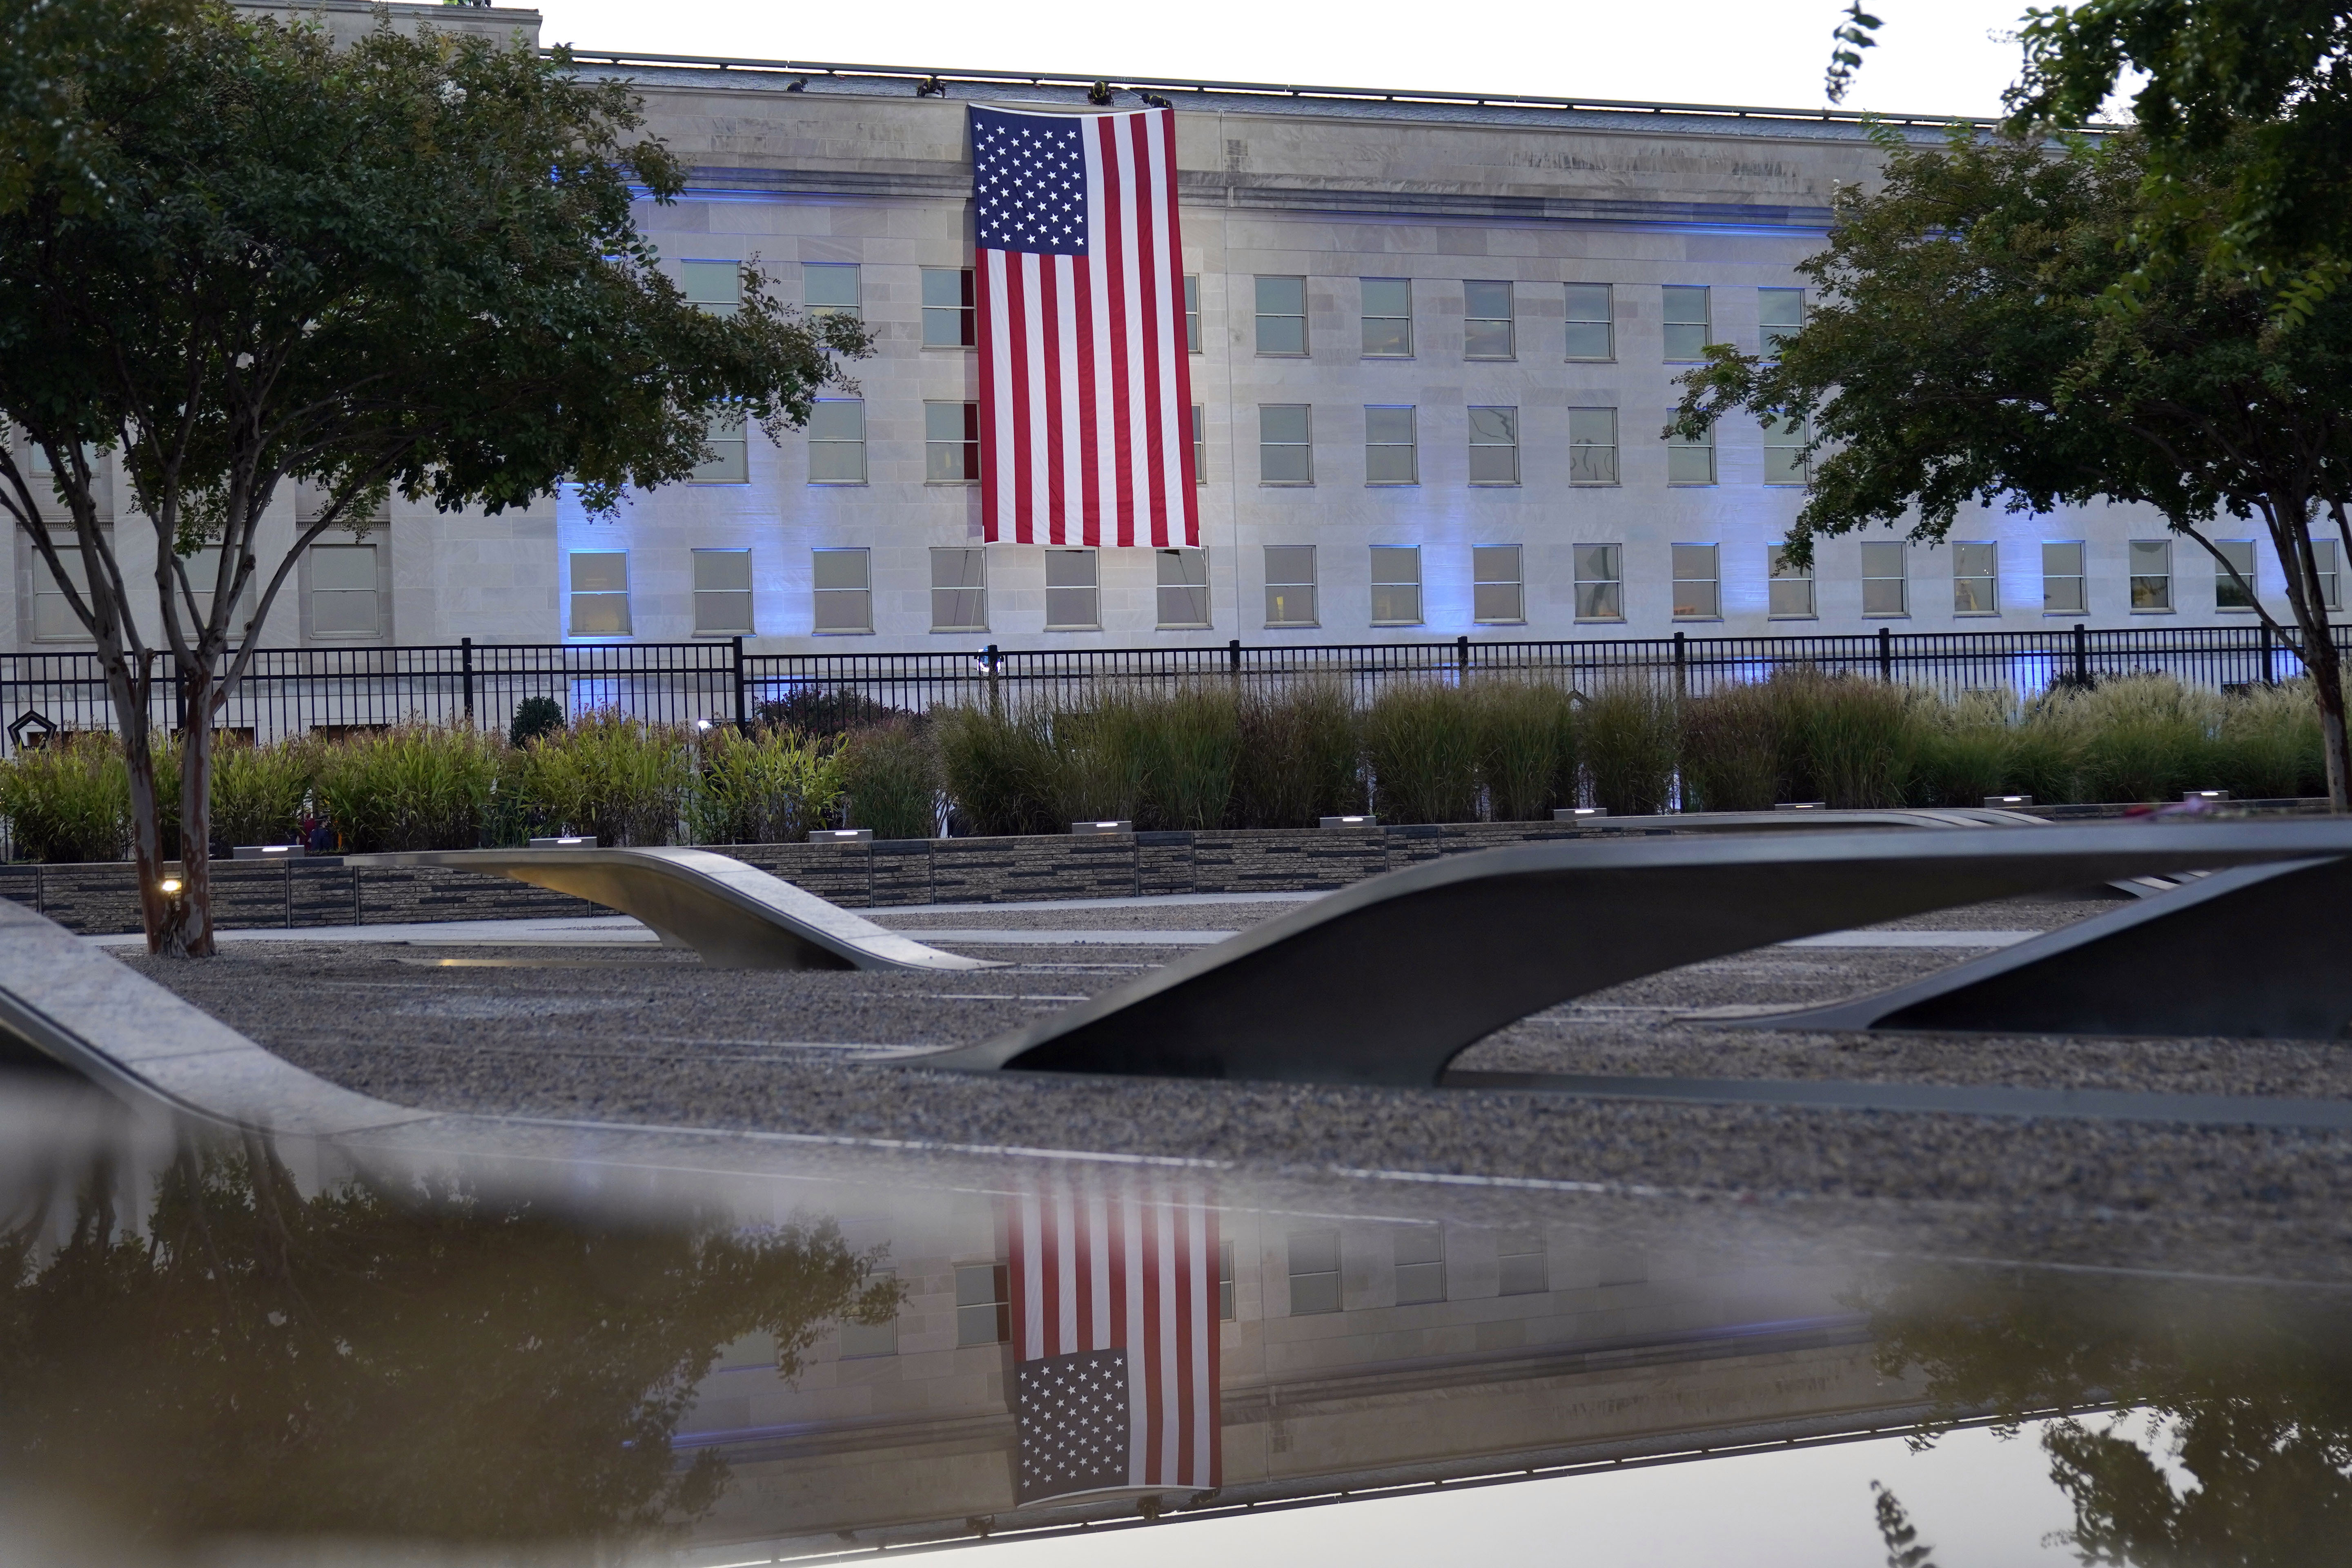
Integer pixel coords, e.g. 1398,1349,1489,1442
935,705,1060,837
1474,679,1577,821
1363,683,1481,824
688,725,843,844
210,736,318,847
1678,680,1782,812
1233,681,1360,827
0,733,129,862
517,711,691,846
836,720,939,840
1579,681,1679,815
1133,684,1241,830
314,724,504,852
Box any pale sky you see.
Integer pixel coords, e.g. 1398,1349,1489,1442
530,0,2046,122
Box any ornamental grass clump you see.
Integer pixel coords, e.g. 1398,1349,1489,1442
0,733,130,862
518,711,691,846
1232,681,1361,827
1677,679,1782,812
2215,681,2327,800
210,735,319,848
1908,690,2020,807
2047,675,2225,803
934,705,1060,837
688,725,843,844
1363,682,1481,824
314,724,504,852
1134,684,1241,830
1473,679,1576,821
836,719,940,840
1774,670,1921,808
1045,688,1152,825
1578,680,1679,815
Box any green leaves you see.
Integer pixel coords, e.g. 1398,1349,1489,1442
1824,2,1884,106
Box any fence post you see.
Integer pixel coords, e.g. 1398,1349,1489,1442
1227,638,1241,673
1877,624,1893,683
1456,634,1470,680
731,635,748,729
171,660,187,734
1672,630,1688,698
2072,622,2091,687
2260,621,2276,686
984,643,1000,719
460,637,475,726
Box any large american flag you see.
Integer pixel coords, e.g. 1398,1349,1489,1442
1007,1182,1221,1506
971,105,1200,548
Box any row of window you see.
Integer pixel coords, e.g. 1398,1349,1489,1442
564,536,2344,639
29,536,384,642
840,1228,1564,1359
693,399,1805,489
687,259,1793,364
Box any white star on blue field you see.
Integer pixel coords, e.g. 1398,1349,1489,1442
973,109,1090,257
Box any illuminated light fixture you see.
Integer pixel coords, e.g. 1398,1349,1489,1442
811,828,874,843
1319,814,1377,829
157,877,184,896
1984,794,2035,808
1774,801,1828,811
1069,820,1133,835
529,835,597,848
2184,789,2229,803
1553,806,1609,820
696,719,713,731
232,843,305,860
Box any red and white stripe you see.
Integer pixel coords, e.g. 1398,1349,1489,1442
978,107,1198,548
1008,1180,1221,1492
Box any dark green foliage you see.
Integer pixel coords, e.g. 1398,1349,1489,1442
1778,671,1917,808
757,688,908,738
1679,681,1783,811
1578,682,1679,815
208,735,316,847
686,726,841,844
838,720,940,840
1133,685,1240,831
1232,682,1361,827
1363,684,1481,824
508,696,565,748
313,724,503,853
0,732,127,861
1473,680,1577,821
933,706,1060,837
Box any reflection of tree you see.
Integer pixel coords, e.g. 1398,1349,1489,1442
1863,1267,2352,1566
0,1130,898,1552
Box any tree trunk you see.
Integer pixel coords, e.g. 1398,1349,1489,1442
110,657,182,953
2312,637,2352,813
172,668,218,958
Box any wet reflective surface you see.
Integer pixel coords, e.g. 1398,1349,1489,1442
3,1078,2348,1567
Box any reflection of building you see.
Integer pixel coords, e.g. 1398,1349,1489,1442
677,1196,1925,1557
18,0,2322,659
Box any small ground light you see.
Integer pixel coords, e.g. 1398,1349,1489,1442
1553,806,1609,820
1985,794,2035,808
1319,815,1377,829
697,719,713,730
1775,801,1828,811
157,878,183,896
528,836,597,849
2185,789,2229,803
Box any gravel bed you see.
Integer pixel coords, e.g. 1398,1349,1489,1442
874,901,1305,932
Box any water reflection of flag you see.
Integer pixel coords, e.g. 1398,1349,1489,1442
1008,1185,1220,1505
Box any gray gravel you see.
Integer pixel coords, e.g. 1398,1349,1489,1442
110,888,2352,1282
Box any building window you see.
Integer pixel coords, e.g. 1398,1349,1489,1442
1394,1227,1445,1305
1473,544,1524,624
1045,548,1099,629
1463,280,1514,359
692,548,753,635
1218,1240,1236,1321
1259,404,1312,484
812,548,872,634
1157,548,1211,628
177,555,256,642
2130,539,2172,610
306,541,382,639
1568,408,1618,485
1255,275,1307,356
692,411,749,484
930,546,988,632
2043,541,2087,614
1673,543,1721,619
1768,544,1816,619
1287,1230,1341,1316
1468,406,1519,485
1370,545,1422,626
955,1263,1011,1347
921,267,976,347
839,1270,897,1357
2215,539,2258,610
2314,539,2342,611
1662,284,1711,361
568,550,631,637
1497,1234,1548,1296
1574,543,1623,621
924,401,980,482
1192,404,1206,484
1861,540,1907,616
1564,282,1614,361
1763,413,1810,485
1365,405,1416,484
1759,287,1805,354
1264,544,1317,627
679,259,741,317
1666,424,1715,486
1361,277,1412,356
807,400,866,484
1183,274,1201,354
1954,541,2000,614
803,262,860,318
29,531,103,642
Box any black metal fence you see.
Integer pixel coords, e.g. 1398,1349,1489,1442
2,623,2343,753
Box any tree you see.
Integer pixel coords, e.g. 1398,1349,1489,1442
1669,126,2352,810
0,1,867,956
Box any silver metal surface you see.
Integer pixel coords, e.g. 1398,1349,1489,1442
911,822,2352,1086
343,847,998,971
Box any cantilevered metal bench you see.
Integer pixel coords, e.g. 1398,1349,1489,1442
913,822,2352,1086
343,847,997,972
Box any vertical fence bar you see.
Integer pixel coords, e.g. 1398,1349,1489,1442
460,638,475,725
731,636,748,729
2073,622,2091,687
1877,625,1893,683
1672,630,1687,698
2261,622,2276,686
